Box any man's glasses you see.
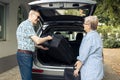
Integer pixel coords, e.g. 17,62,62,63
37,16,40,19
83,23,89,25
33,14,40,19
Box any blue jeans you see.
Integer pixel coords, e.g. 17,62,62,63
17,52,33,80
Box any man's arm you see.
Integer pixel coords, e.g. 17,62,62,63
31,35,52,45
36,45,49,50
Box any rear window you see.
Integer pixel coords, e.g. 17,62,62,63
38,4,92,17
30,2,96,21
51,8,88,17
54,31,84,41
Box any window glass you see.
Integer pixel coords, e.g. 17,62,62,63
56,9,88,16
54,31,83,41
17,5,27,25
0,3,6,40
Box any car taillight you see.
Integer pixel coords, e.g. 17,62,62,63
32,69,44,73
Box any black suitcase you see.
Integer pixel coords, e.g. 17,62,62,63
64,68,80,80
46,34,75,64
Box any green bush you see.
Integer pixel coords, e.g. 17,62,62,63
98,25,120,48
103,39,120,48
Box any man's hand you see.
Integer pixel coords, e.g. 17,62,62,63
46,35,53,40
36,45,49,50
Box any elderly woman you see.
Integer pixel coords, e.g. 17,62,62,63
74,16,104,80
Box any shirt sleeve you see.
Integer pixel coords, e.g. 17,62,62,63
25,25,36,38
77,36,92,64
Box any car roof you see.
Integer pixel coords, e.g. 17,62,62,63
28,0,97,5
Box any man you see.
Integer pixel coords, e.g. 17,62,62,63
74,16,104,80
16,9,52,80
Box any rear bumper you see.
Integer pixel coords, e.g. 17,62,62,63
32,73,64,80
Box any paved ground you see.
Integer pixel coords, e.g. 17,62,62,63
103,48,120,75
0,66,21,80
103,64,120,80
0,48,120,80
0,65,120,80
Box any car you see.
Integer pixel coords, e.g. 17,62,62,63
28,0,97,80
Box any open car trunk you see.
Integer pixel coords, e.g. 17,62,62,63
36,35,82,65
29,0,97,66
35,24,84,66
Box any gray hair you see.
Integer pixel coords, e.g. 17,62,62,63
85,16,98,30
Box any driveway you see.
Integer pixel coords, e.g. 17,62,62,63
0,48,120,80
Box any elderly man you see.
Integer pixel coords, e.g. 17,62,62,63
74,16,104,80
16,9,52,80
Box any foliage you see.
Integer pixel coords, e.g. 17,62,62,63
97,25,120,48
17,5,27,25
64,9,80,16
94,0,120,26
94,0,120,48
104,38,120,48
97,25,112,39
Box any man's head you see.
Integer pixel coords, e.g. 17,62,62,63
28,10,40,25
83,16,98,32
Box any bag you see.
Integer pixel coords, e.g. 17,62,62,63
64,68,80,80
44,34,75,64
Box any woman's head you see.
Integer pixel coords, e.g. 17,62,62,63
83,16,98,32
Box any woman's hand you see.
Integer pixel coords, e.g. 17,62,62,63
73,60,82,77
74,69,79,77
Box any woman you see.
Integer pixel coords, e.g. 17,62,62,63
74,16,104,80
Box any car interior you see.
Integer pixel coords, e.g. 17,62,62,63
30,1,96,67
36,25,84,66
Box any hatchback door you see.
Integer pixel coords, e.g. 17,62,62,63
29,0,97,22
28,0,97,79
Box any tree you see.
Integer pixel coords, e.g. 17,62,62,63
94,0,120,26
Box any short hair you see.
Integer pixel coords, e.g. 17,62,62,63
29,10,39,15
85,16,98,30
30,5,40,12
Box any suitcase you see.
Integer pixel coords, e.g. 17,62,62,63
46,34,75,64
64,68,80,80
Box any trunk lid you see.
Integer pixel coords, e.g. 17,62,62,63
28,0,96,22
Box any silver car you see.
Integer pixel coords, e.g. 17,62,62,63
28,0,97,80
